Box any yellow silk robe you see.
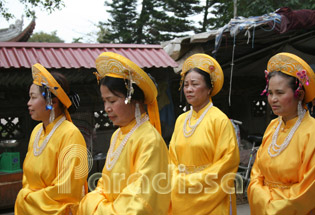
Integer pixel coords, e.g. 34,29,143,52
248,113,315,215
78,117,171,215
169,101,240,215
15,115,88,215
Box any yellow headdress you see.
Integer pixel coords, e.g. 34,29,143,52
95,52,161,134
32,63,72,121
267,52,315,103
181,53,224,97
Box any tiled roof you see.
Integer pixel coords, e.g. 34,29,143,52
0,42,178,69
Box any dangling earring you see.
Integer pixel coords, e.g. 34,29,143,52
297,101,303,118
125,72,135,104
45,88,55,124
49,107,55,123
135,103,141,124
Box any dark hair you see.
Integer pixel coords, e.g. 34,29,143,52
51,72,70,94
39,72,69,96
100,76,145,103
39,72,79,113
184,67,212,89
268,71,300,92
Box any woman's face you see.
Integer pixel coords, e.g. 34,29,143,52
268,74,300,122
100,85,135,127
27,84,50,122
183,70,211,112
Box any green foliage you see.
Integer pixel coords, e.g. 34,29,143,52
0,0,64,21
206,1,233,30
0,1,14,20
97,0,202,44
72,37,83,43
164,0,202,17
133,0,187,43
28,31,64,43
195,0,220,32
97,0,137,43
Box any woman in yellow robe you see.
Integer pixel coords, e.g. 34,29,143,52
248,53,315,214
169,54,240,215
77,52,170,215
15,64,88,214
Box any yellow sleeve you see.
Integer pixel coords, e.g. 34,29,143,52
78,187,108,215
247,145,270,215
169,117,180,166
188,119,238,207
268,143,315,214
171,117,239,213
248,121,315,215
15,127,88,215
78,125,170,215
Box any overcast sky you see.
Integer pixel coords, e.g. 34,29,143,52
1,0,110,43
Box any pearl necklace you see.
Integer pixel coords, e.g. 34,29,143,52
268,110,306,157
106,115,149,171
183,102,213,137
33,116,66,156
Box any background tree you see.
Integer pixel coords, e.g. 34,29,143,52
205,0,315,30
97,0,202,44
98,0,137,43
28,31,64,43
0,0,64,20
72,37,83,43
142,0,202,43
194,0,217,33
